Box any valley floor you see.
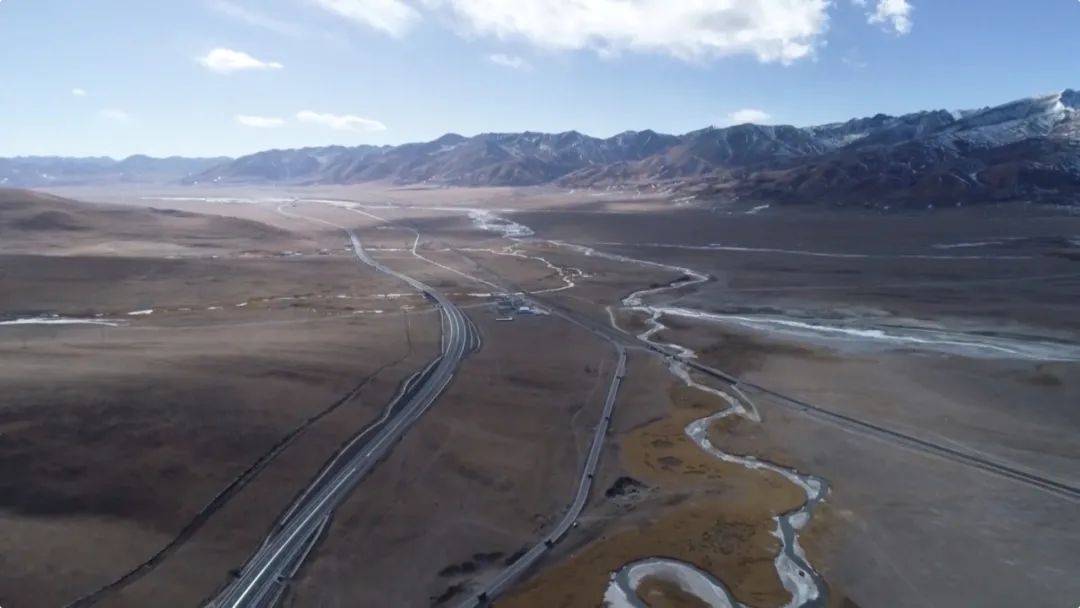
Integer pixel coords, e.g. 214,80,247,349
1,184,1077,607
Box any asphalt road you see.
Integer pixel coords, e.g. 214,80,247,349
454,345,627,608
207,227,478,608
282,202,632,608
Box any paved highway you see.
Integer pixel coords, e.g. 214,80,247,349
207,221,478,608
455,344,626,607
284,202,631,608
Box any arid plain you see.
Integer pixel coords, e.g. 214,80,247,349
1,184,1078,607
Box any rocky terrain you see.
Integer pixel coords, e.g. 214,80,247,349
3,89,1078,208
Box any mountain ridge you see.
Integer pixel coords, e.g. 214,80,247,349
0,155,229,188
3,89,1078,207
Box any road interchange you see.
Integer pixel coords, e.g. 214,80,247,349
248,201,633,608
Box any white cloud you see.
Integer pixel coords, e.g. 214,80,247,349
71,88,87,97
727,108,771,124
99,109,132,123
429,0,831,64
198,48,284,73
236,114,286,128
208,0,307,37
867,0,913,35
296,110,387,132
311,0,420,36
487,53,530,70
309,1,918,63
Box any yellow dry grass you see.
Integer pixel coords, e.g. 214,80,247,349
499,380,808,608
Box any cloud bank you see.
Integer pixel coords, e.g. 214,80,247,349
272,1,915,64
867,0,913,35
198,48,284,73
727,108,771,124
311,0,419,37
487,53,530,70
431,0,830,64
296,110,387,132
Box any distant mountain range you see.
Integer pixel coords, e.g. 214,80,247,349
4,89,1078,207
0,155,227,188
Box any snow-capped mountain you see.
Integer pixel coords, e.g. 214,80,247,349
711,89,1080,207
3,89,1077,206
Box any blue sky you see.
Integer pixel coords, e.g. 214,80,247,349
1,0,1077,158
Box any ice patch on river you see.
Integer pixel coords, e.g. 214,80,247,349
659,308,1080,361
604,558,742,608
0,315,122,327
140,196,291,205
686,407,827,608
465,209,534,238
549,240,827,608
575,238,1077,361
269,200,832,606
295,198,534,238
932,240,1009,249
594,241,1032,260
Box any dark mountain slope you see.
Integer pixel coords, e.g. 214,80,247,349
4,89,1078,207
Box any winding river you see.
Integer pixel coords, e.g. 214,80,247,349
151,196,830,606
553,240,830,608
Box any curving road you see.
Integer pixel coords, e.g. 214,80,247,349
291,202,630,608
207,223,478,608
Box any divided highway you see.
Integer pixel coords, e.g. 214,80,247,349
207,227,479,608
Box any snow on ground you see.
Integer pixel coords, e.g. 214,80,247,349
0,316,123,327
